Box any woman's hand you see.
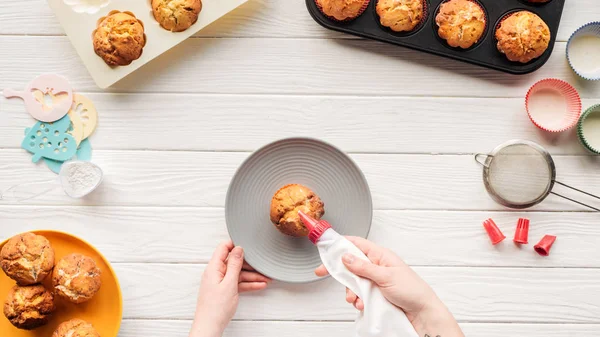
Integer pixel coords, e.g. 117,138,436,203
315,236,464,337
190,241,271,337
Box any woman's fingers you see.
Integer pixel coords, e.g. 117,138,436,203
354,298,365,311
346,288,358,304
240,271,271,283
239,282,268,293
242,261,255,271
314,264,329,277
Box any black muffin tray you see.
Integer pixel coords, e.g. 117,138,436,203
306,0,565,74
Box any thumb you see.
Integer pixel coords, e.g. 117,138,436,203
224,246,244,285
342,254,388,284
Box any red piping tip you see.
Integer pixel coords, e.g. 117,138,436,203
483,218,506,245
534,235,557,256
513,218,530,244
298,210,318,232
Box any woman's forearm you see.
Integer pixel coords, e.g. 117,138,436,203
411,298,465,337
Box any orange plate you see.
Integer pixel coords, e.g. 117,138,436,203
0,230,123,336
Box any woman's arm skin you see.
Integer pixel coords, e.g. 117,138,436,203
189,241,271,337
315,236,465,337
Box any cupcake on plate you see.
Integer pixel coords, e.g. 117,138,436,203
52,254,102,304
270,184,325,237
316,0,370,21
3,285,55,330
152,0,203,32
495,11,550,63
52,319,100,337
0,232,55,286
376,0,425,33
436,0,486,49
93,11,146,66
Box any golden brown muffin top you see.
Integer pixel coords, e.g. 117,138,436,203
52,254,102,304
376,0,424,32
270,184,325,237
316,0,367,21
3,285,55,330
436,0,486,49
152,0,203,32
495,11,550,63
93,11,146,66
52,318,100,337
1,232,55,286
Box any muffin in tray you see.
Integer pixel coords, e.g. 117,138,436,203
315,0,370,21
52,253,102,304
1,232,55,286
152,0,203,32
436,0,486,49
376,0,425,33
52,318,100,337
3,285,55,330
270,184,325,237
93,11,146,66
496,11,551,63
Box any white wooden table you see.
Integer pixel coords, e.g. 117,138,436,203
1,1,600,336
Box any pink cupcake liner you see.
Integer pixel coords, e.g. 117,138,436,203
315,0,371,22
525,78,582,133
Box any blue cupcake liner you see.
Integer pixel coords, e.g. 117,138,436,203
567,21,600,81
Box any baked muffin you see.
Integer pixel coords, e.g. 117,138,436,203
316,0,369,21
270,184,325,237
496,11,550,63
1,232,55,285
93,11,146,66
436,0,486,49
376,0,424,33
52,318,100,337
52,254,101,304
152,0,203,32
3,285,55,330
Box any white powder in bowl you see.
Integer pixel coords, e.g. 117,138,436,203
59,161,103,198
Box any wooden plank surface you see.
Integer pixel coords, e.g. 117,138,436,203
1,207,598,267
2,150,599,211
2,37,600,97
0,0,595,42
108,263,600,322
2,94,596,155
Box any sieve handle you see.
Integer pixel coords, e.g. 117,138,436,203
551,180,600,212
474,154,491,168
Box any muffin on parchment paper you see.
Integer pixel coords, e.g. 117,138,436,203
3,285,55,330
315,0,370,21
495,11,550,63
376,0,425,33
93,11,146,66
436,0,486,49
1,232,55,286
52,318,100,337
270,184,325,237
152,0,203,32
52,253,102,304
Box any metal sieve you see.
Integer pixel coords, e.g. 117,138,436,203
475,140,600,211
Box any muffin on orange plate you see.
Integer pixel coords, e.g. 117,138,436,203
270,184,325,237
436,0,486,49
376,0,425,33
93,11,146,66
315,0,370,21
496,11,550,63
1,232,55,285
52,318,100,337
52,254,102,304
3,285,55,330
152,0,203,32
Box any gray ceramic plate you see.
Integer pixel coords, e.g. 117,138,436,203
225,138,373,283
